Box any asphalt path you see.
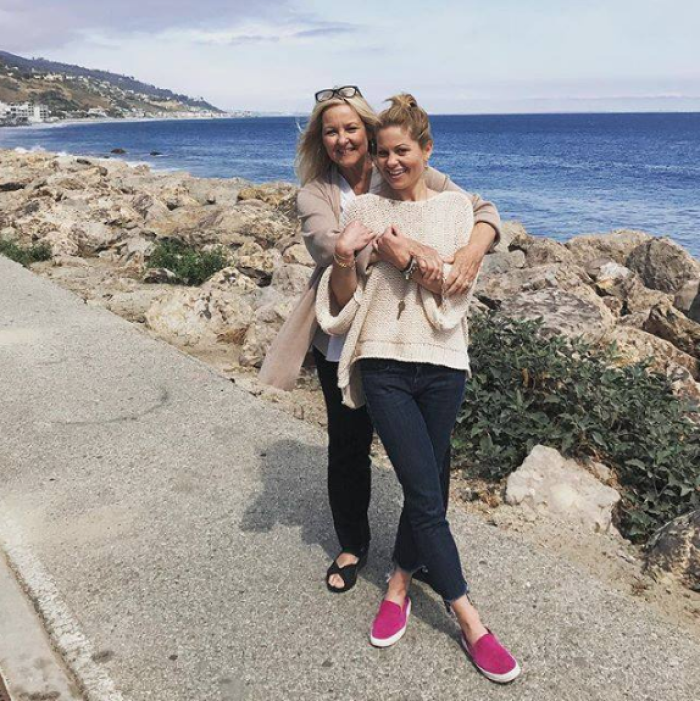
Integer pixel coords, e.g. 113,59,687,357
1,255,698,701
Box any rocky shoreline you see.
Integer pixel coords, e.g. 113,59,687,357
1,148,699,621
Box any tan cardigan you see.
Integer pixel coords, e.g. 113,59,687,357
316,192,477,408
258,165,501,391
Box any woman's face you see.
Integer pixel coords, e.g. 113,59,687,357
375,126,432,192
321,104,369,172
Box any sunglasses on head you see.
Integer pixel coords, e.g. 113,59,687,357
315,85,363,103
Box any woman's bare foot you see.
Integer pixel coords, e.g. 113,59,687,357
327,552,359,590
451,594,489,646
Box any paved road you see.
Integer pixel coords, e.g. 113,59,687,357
0,255,698,701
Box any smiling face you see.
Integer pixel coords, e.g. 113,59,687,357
321,103,370,173
375,125,433,193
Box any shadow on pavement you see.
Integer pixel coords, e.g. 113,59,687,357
240,438,459,639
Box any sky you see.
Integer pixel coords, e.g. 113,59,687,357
1,0,699,114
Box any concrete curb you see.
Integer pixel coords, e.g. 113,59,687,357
0,517,122,701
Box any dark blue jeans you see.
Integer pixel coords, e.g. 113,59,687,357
359,358,469,603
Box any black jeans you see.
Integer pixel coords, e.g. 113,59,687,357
360,358,469,603
313,347,374,557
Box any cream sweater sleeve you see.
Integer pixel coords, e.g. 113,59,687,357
315,265,364,335
315,201,366,335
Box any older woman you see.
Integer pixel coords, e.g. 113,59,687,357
315,93,520,683
260,86,501,593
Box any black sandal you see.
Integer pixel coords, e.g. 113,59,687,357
325,551,368,593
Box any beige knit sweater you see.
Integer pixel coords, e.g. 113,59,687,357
316,191,478,408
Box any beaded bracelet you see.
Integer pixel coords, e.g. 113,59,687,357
333,251,355,268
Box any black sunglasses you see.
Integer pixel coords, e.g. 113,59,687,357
315,86,363,103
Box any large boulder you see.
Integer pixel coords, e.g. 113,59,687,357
599,325,699,379
626,238,700,294
231,242,282,286
105,289,169,324
500,221,534,252
270,263,312,297
674,279,700,323
645,509,700,591
237,182,297,213
565,230,653,268
479,250,526,276
588,260,674,317
498,286,616,343
144,267,256,347
519,238,578,267
505,445,621,534
239,293,298,368
642,301,700,359
474,262,589,307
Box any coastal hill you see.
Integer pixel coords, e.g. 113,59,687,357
0,49,223,119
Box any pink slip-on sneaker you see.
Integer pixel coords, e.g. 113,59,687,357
369,597,411,648
461,630,521,683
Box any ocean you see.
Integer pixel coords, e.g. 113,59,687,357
1,113,698,258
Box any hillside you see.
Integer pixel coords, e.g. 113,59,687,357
0,50,223,120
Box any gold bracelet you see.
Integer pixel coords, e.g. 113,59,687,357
333,251,355,268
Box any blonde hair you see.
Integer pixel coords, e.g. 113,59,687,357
296,93,379,185
377,93,433,150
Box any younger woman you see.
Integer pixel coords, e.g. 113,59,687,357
315,94,520,683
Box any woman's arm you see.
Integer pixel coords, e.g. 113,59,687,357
315,207,372,336
297,185,375,281
443,225,495,295
330,221,375,307
425,167,501,252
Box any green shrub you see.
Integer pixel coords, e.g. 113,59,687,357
454,311,700,542
0,240,52,266
147,239,229,286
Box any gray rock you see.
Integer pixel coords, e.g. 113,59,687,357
626,238,700,294
144,269,256,347
566,229,654,268
143,267,182,284
642,300,700,359
474,262,589,307
498,286,616,343
106,289,168,323
522,238,578,267
499,220,532,252
645,509,700,591
674,278,700,323
479,250,526,275
239,294,298,367
270,263,312,297
505,445,621,534
598,325,699,380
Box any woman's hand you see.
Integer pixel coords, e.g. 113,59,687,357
443,243,485,296
411,242,444,283
335,220,375,259
373,225,412,270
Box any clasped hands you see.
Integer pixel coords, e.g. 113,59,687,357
373,224,482,296
335,221,484,296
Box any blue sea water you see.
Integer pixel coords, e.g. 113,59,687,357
1,113,698,258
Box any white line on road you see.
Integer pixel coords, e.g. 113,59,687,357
0,515,128,701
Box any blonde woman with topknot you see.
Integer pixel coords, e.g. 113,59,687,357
260,86,503,597
315,93,520,683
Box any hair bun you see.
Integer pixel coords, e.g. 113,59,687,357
378,93,433,150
